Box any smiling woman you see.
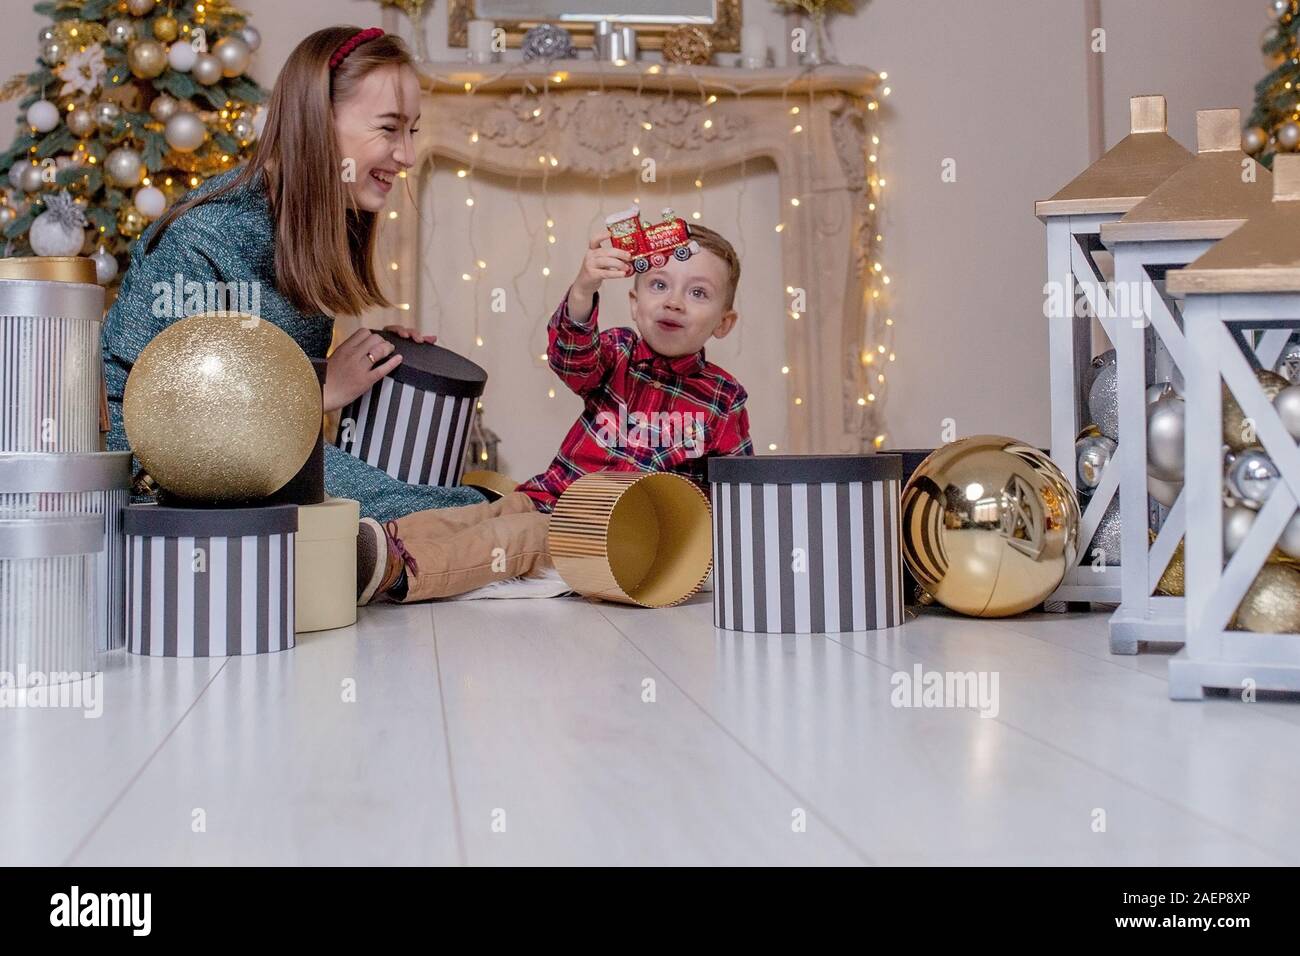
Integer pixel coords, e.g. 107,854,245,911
100,26,484,524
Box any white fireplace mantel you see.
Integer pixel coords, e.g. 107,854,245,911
374,61,885,453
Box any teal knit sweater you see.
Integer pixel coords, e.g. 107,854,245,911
101,168,483,522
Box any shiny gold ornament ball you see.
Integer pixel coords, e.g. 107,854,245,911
1234,563,1300,633
1242,125,1269,155
126,0,156,15
117,204,146,238
1224,369,1290,451
152,14,179,43
901,435,1080,618
123,313,322,503
662,24,714,65
128,39,167,79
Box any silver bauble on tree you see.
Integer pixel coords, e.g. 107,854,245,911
192,52,223,85
164,111,207,152
242,25,262,51
95,101,121,130
149,94,179,121
67,106,96,137
105,146,143,187
26,99,60,133
107,17,136,46
91,244,118,285
28,191,86,257
213,35,251,77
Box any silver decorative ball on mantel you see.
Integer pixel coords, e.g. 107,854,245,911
522,24,574,61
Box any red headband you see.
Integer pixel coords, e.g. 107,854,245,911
329,27,384,71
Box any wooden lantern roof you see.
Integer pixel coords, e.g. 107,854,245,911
1101,109,1272,244
1168,154,1300,294
1035,95,1193,219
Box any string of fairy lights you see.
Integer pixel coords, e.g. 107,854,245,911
381,58,895,452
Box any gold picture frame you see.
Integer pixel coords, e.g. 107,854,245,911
447,0,742,52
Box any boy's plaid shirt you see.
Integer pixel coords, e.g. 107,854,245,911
516,290,753,513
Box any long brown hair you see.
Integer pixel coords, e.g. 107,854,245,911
148,26,414,316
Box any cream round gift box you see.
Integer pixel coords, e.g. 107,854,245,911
0,451,131,651
548,471,713,608
0,513,102,681
295,497,359,634
708,454,905,633
124,504,298,657
336,331,488,486
0,277,104,454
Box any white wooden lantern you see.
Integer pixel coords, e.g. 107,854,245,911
1101,109,1274,654
1034,96,1192,612
1166,156,1300,699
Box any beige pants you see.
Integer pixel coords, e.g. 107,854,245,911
392,492,553,601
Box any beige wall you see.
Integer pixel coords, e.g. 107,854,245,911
0,0,1262,476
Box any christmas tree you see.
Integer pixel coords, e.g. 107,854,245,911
1247,0,1300,166
0,0,265,284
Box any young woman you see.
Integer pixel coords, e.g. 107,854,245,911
102,25,482,522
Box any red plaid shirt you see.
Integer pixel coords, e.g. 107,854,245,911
516,290,753,513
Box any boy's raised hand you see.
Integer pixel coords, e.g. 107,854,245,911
568,233,631,325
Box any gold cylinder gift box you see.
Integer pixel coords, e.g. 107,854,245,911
547,471,713,608
295,497,360,633
0,256,98,284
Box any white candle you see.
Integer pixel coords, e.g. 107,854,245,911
468,19,494,58
741,24,766,64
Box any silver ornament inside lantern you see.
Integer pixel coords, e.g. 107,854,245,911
1146,393,1186,482
1223,503,1257,559
1276,383,1300,439
1075,434,1116,490
1275,337,1300,383
1227,448,1280,508
1087,361,1120,440
1280,509,1300,561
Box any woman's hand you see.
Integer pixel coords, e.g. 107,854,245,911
383,324,438,344
323,327,402,412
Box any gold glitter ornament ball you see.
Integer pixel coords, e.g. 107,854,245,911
901,435,1080,617
123,313,322,503
1234,564,1300,633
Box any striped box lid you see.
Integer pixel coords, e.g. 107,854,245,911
377,331,488,397
709,453,902,484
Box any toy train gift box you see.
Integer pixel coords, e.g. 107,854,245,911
605,206,701,274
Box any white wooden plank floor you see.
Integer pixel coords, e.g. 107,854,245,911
2,596,1296,866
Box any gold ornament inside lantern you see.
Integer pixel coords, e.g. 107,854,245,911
901,436,1081,617
1223,369,1290,451
1232,563,1300,633
123,313,323,504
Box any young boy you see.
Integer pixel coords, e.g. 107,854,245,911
357,222,753,604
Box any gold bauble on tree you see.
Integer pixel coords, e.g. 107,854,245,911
153,15,179,43
117,204,146,238
123,314,322,503
1234,564,1300,633
127,39,168,79
126,0,156,15
901,435,1080,618
1223,369,1290,451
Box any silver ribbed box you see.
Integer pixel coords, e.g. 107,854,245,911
0,452,131,651
0,514,102,682
0,278,104,453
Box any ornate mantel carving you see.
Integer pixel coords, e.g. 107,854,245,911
374,62,885,453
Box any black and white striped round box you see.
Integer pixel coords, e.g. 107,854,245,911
708,455,904,633
336,332,487,486
123,504,297,657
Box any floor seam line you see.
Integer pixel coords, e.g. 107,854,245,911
430,605,469,867
61,656,232,866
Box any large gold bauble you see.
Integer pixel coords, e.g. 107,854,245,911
123,314,322,503
127,39,167,79
900,436,1080,618
1223,369,1290,451
1234,564,1300,633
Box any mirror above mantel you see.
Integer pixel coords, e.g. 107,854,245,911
447,0,742,51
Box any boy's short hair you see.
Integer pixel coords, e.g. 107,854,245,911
687,223,741,310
